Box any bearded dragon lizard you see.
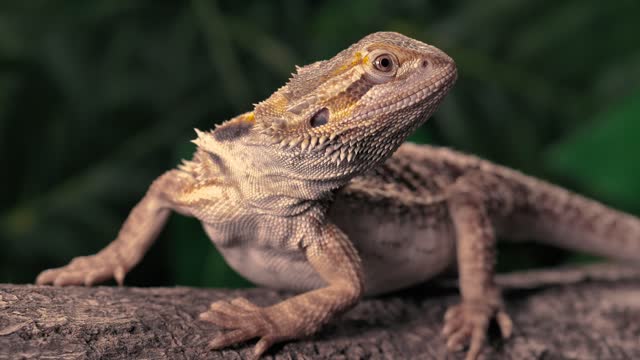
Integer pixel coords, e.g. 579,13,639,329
36,32,640,360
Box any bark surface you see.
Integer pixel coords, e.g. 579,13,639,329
1,264,639,359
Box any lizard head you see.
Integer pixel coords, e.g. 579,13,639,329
253,31,457,180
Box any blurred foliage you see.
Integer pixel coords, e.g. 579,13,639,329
1,0,639,287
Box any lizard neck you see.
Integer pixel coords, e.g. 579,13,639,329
193,129,342,215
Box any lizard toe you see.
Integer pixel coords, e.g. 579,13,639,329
208,329,256,350
443,301,505,359
496,310,513,338
53,271,87,286
35,268,60,285
445,322,471,351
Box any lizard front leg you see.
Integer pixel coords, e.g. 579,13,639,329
36,169,194,286
198,221,364,359
443,174,513,360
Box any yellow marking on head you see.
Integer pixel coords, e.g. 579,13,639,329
244,112,255,123
334,51,368,75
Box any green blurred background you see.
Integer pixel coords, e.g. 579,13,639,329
1,1,639,288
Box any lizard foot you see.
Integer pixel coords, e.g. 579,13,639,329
36,248,128,286
442,301,513,360
199,297,299,359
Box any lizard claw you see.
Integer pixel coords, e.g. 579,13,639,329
442,301,512,360
114,265,126,286
199,297,290,358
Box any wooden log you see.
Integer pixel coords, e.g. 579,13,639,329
1,264,640,359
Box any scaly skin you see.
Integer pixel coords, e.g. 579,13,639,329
36,32,640,360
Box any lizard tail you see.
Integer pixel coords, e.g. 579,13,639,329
503,176,640,262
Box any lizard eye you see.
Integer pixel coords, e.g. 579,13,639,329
373,54,394,72
310,108,329,128
364,51,398,83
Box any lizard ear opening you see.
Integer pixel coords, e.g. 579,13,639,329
310,108,329,128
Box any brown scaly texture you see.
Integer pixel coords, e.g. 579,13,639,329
35,32,640,360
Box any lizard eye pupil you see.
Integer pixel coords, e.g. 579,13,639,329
310,108,329,128
373,54,394,72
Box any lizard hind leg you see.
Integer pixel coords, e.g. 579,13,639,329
443,172,514,360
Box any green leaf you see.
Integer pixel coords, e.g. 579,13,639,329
546,89,640,211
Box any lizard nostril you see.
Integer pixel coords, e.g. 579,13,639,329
421,59,429,68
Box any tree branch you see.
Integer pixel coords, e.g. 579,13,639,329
2,264,639,359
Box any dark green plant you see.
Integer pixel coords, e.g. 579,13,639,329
1,0,639,286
